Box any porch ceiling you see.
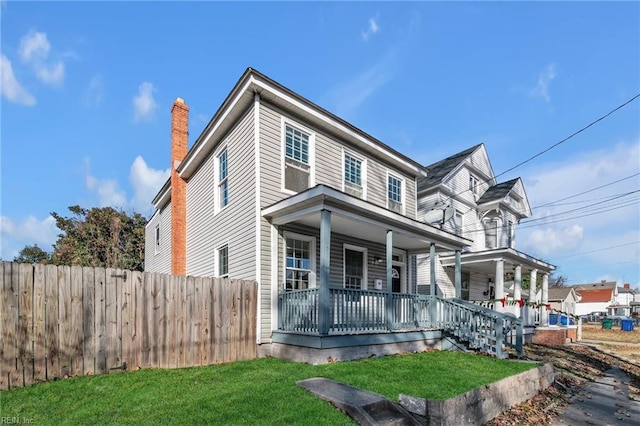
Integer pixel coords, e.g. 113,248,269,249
439,248,555,274
262,185,471,252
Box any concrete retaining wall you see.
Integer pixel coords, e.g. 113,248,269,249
399,363,556,426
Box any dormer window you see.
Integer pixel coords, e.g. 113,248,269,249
469,175,479,196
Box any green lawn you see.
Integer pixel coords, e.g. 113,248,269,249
1,351,538,425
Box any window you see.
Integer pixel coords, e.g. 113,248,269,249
343,152,364,198
506,220,513,247
469,175,479,196
387,174,403,213
454,211,463,236
154,224,160,253
283,124,311,193
218,149,228,208
461,272,471,301
344,245,367,290
217,245,229,277
285,236,314,290
484,219,498,249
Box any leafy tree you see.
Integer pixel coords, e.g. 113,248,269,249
13,244,52,264
50,205,147,271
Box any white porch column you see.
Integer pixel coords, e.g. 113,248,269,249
495,259,505,312
429,242,436,297
318,209,331,335
540,273,549,326
386,230,393,330
514,265,522,318
528,269,538,326
454,250,462,299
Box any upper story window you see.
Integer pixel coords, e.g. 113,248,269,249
154,224,160,254
218,149,228,208
484,217,499,249
469,174,479,196
283,122,313,193
454,211,463,236
388,173,403,213
343,151,365,198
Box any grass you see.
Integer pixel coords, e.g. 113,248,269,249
1,351,537,425
581,322,640,344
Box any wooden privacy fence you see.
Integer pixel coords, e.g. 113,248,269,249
0,262,258,390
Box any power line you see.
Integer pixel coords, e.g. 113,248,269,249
531,172,640,209
493,92,640,180
440,93,640,206
548,241,640,260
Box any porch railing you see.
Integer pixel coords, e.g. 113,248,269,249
278,288,523,358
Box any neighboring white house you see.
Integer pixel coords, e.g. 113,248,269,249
609,283,636,317
572,281,617,317
415,144,555,322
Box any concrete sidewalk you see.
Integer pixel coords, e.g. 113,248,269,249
552,366,640,425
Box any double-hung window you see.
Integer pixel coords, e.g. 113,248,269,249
343,152,364,198
344,245,366,290
217,244,229,277
154,224,160,254
218,149,228,209
469,174,479,196
285,235,315,290
283,124,311,193
387,174,403,213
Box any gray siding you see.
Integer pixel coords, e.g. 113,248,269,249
186,105,257,279
416,253,454,297
144,204,172,274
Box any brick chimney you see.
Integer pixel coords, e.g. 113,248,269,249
624,283,630,289
171,98,189,275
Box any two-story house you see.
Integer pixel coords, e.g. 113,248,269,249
415,145,555,324
145,68,526,361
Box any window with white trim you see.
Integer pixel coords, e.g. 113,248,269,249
154,224,160,254
469,174,479,196
387,174,403,213
218,149,228,208
217,245,229,277
343,151,364,198
344,245,367,290
285,235,315,290
454,211,463,236
284,124,311,193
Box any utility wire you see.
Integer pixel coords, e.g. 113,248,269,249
548,241,640,260
531,172,640,209
439,93,640,206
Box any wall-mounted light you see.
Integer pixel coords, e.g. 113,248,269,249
370,256,384,265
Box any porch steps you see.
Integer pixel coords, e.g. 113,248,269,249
297,377,422,426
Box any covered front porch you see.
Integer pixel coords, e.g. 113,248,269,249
440,248,556,327
262,185,524,359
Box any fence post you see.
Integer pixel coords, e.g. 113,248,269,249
495,318,504,359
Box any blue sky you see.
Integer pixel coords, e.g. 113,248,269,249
1,2,639,288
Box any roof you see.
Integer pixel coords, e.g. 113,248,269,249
476,178,519,204
417,144,482,192
547,287,575,301
576,288,615,303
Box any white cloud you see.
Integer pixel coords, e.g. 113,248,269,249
0,215,58,260
525,224,584,256
84,74,104,106
361,16,380,41
18,30,51,62
35,61,64,86
129,156,170,214
84,158,127,208
529,63,556,103
0,54,36,105
519,140,640,262
133,82,157,122
17,29,65,86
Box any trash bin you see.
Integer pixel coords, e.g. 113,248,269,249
560,315,568,325
621,318,634,332
549,314,558,325
602,318,613,330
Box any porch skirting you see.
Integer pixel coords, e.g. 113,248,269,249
262,330,445,364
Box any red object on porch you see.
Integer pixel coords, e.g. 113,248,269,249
518,299,524,307
500,297,506,307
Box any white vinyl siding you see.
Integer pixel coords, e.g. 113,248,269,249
144,204,172,274
186,105,256,279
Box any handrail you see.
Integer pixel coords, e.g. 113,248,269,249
278,288,523,358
